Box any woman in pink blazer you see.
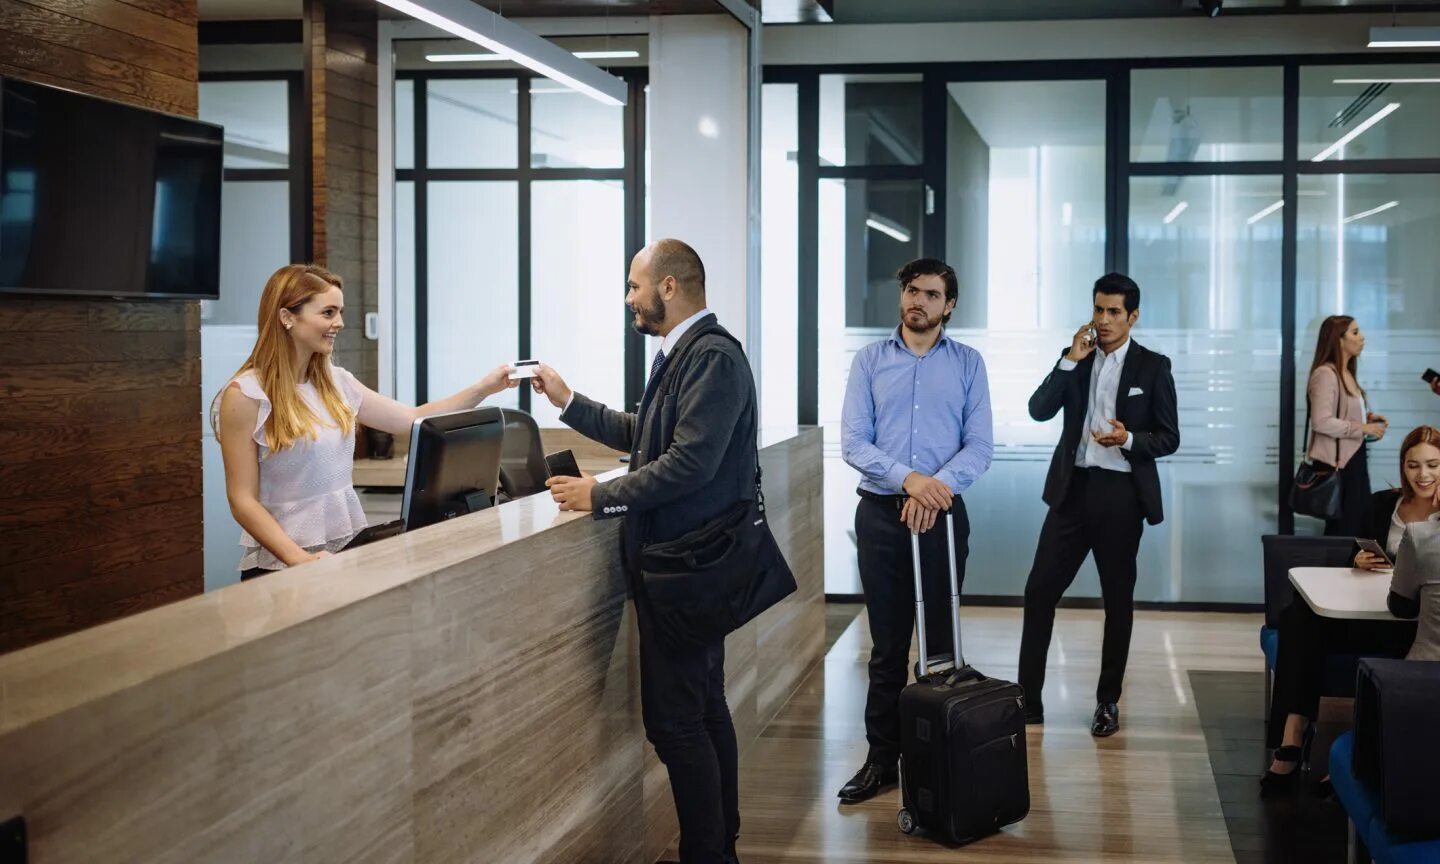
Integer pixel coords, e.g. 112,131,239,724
1306,315,1389,536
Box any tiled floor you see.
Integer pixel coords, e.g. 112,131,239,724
1189,669,1350,864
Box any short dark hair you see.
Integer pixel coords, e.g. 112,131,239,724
648,238,706,296
896,258,959,325
1093,272,1140,313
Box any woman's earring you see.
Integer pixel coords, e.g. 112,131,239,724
284,322,292,331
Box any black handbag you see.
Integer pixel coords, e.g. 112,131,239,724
1290,393,1344,521
638,465,797,647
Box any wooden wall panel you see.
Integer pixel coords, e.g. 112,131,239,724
310,0,380,391
0,0,202,654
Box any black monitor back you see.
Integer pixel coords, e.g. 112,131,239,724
401,407,505,531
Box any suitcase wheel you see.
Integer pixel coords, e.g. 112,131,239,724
897,808,916,835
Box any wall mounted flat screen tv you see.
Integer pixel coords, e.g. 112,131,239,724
0,77,223,300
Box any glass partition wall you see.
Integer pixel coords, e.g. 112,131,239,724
767,56,1440,600
394,71,648,416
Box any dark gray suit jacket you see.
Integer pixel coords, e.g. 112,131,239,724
560,314,759,561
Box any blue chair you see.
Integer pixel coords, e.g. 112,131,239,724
1260,534,1359,713
1330,732,1440,864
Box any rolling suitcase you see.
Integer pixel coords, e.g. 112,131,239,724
896,509,1030,844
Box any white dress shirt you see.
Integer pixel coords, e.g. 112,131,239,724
658,307,711,361
562,307,712,414
1059,338,1134,472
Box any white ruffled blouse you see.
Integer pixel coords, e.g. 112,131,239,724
214,367,368,571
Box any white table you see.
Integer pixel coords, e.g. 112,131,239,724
1289,566,1402,621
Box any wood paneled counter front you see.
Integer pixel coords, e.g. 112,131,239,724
0,428,824,864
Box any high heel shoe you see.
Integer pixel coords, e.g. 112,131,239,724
1260,724,1316,796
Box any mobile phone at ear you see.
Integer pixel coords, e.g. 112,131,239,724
544,449,582,478
1423,368,1439,384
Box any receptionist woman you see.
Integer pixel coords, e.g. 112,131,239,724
214,263,516,580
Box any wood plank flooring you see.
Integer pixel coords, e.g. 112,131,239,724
668,606,1266,863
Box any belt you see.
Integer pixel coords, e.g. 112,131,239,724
857,488,910,507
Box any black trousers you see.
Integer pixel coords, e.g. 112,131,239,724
1266,593,1416,748
1018,467,1145,712
636,597,739,864
1324,444,1371,538
855,494,971,767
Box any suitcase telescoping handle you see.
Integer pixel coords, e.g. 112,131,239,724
910,508,963,677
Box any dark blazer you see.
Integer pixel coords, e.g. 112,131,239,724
1357,488,1402,548
560,314,758,559
1028,340,1180,525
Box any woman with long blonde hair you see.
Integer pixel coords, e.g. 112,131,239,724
1304,314,1388,536
214,264,515,579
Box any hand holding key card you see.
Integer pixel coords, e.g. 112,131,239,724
508,360,541,380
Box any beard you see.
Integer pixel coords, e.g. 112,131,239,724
901,307,942,334
631,290,667,337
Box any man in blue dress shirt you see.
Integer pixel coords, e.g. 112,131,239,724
835,257,994,804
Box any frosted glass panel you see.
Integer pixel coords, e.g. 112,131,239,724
530,181,626,427
427,79,518,169
205,181,290,327
818,74,922,167
396,79,414,170
199,80,289,169
1299,65,1440,162
395,181,416,406
939,80,1107,600
531,89,623,169
1130,67,1283,162
1294,173,1440,530
426,182,518,409
1128,174,1284,602
760,83,798,429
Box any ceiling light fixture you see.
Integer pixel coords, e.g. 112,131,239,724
427,49,641,62
1334,78,1440,85
1162,201,1189,224
1247,200,1284,225
865,215,912,244
1368,27,1440,49
377,0,627,105
1343,200,1398,224
1311,102,1400,162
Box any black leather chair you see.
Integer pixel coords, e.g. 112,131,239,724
1260,534,1359,714
497,408,549,500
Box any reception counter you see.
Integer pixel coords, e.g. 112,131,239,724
0,427,824,864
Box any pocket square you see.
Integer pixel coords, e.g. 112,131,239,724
1127,386,1145,396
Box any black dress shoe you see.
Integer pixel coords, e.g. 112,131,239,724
1091,702,1119,737
837,761,899,803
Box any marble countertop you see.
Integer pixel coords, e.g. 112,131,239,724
0,427,814,738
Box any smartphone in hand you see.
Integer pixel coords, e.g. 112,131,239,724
1423,368,1439,384
1355,537,1394,568
544,449,582,479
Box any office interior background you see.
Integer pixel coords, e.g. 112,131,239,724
2,1,1440,862
190,2,1440,600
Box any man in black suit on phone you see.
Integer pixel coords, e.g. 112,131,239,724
1017,273,1180,737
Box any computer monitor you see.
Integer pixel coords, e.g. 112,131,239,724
400,407,506,531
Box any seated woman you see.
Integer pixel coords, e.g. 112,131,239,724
214,263,517,580
1262,425,1440,794
1391,519,1440,659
